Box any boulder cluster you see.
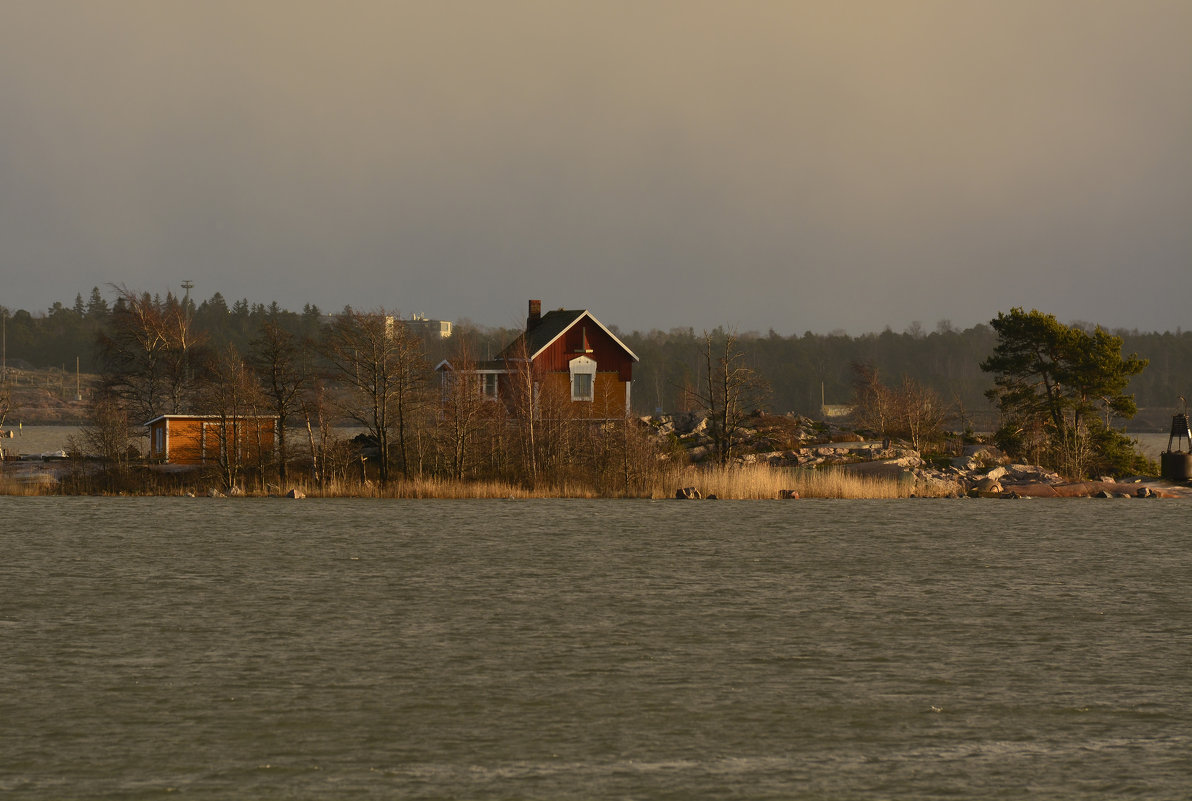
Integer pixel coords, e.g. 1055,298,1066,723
645,412,1181,499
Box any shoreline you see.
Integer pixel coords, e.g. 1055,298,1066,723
3,459,1190,501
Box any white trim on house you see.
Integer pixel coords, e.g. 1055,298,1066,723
528,311,639,363
568,355,597,401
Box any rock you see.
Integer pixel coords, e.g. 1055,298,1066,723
974,477,1003,493
286,489,306,499
779,489,800,499
229,486,245,496
913,473,961,497
1005,464,1062,484
705,494,719,500
886,455,924,469
963,444,1002,460
983,466,1007,482
207,488,225,498
676,486,702,500
687,445,710,462
1136,487,1156,498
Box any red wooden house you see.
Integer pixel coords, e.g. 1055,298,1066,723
438,300,639,418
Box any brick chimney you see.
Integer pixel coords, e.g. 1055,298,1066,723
527,299,542,330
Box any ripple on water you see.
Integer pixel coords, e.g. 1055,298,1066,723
2,497,1189,799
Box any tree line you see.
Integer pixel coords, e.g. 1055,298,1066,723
6,288,1189,421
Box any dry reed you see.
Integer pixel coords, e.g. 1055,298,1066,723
1,462,959,500
0,474,57,496
654,464,957,499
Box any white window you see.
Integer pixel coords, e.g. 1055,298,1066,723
569,356,596,402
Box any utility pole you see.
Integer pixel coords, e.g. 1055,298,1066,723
181,280,195,316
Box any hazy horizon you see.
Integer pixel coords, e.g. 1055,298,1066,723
3,2,1189,336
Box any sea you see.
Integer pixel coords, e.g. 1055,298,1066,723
1,497,1189,800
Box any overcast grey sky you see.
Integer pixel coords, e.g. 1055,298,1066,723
2,1,1189,335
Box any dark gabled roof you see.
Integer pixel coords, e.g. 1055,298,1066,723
498,309,639,362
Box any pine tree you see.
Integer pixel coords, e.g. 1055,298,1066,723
981,308,1148,477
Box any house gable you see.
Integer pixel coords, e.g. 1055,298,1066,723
499,308,638,381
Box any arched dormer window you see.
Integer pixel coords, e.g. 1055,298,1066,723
569,355,596,402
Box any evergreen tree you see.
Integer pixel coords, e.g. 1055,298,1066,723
981,308,1148,477
85,287,110,319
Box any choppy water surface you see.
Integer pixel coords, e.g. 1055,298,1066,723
2,497,1189,799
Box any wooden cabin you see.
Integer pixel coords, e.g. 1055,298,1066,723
438,300,639,419
145,414,278,466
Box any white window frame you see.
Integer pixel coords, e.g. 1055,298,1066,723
569,356,597,402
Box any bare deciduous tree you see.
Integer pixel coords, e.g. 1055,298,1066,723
98,287,204,422
79,394,135,465
896,376,946,451
851,363,945,450
687,330,770,465
436,341,495,481
251,319,312,486
196,343,266,491
506,338,541,486
321,310,428,484
851,363,895,436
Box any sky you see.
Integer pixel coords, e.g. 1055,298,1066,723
1,1,1190,336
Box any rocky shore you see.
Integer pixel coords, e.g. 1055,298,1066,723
648,412,1192,499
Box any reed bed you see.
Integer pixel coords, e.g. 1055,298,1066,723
2,462,959,499
0,474,59,496
272,468,924,500
300,476,599,499
654,464,956,499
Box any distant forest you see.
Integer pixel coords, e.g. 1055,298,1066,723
3,288,1190,429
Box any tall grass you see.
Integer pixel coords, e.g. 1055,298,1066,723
296,476,598,499
0,474,57,496
654,464,957,499
2,462,958,499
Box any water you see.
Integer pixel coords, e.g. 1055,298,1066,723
0,426,82,459
2,498,1189,799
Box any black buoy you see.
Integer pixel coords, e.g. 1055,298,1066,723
1161,398,1192,481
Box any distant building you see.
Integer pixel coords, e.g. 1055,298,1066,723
437,299,638,418
821,404,854,420
319,313,453,339
404,314,453,339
